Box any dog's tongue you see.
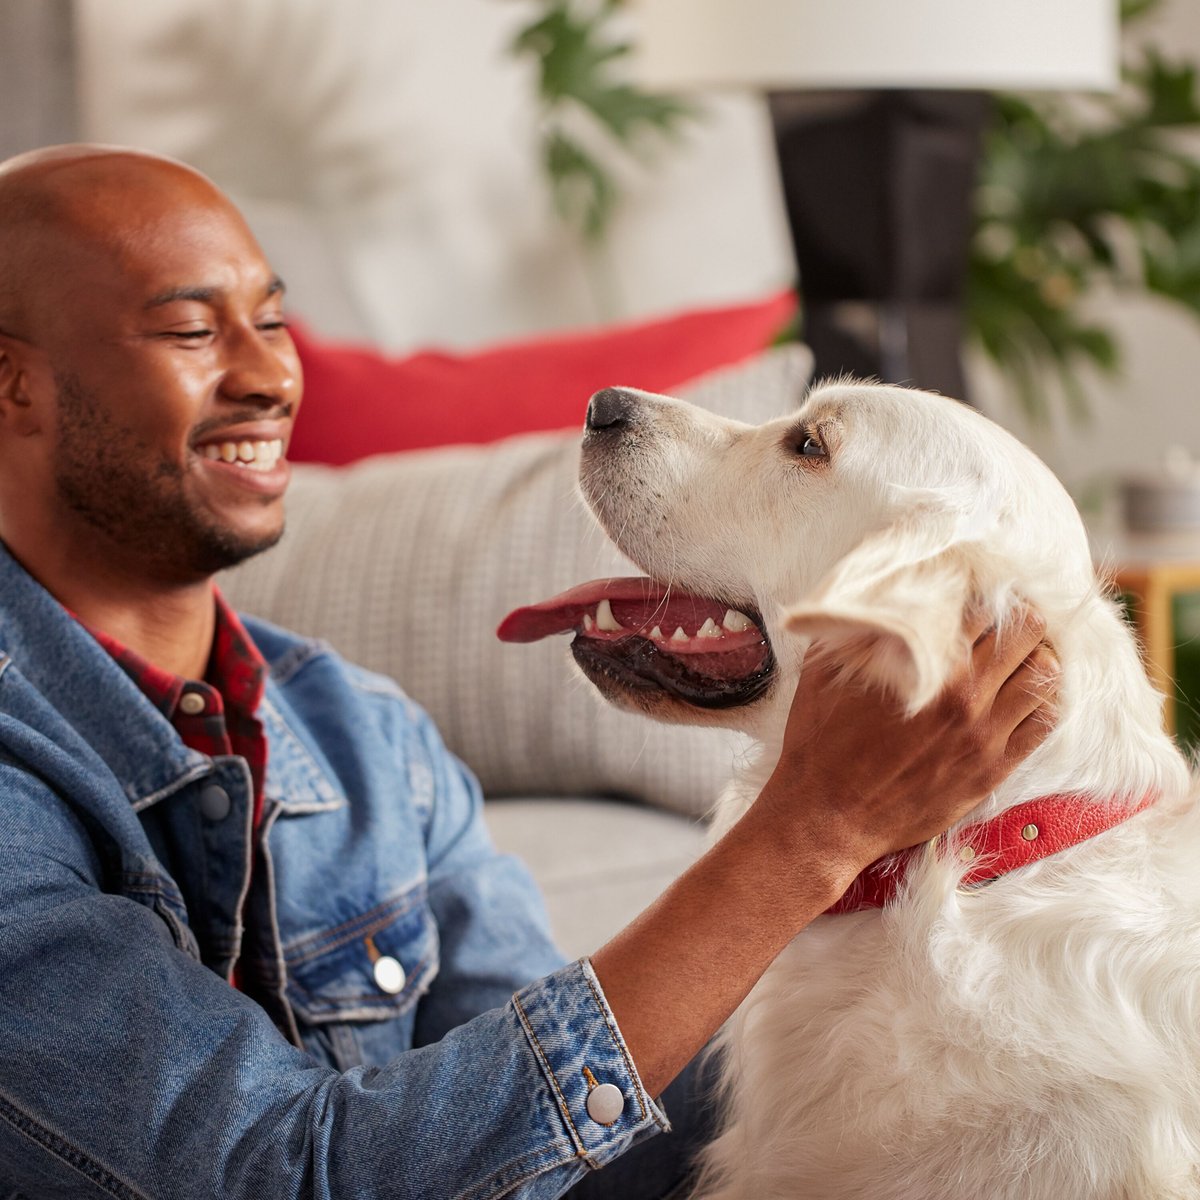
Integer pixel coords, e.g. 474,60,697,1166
498,576,766,667
498,578,669,642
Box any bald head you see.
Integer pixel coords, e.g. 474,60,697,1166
0,145,240,338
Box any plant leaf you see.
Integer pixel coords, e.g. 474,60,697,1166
513,1,699,244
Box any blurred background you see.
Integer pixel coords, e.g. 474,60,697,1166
4,0,1199,492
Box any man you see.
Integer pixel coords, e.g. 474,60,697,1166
0,145,1058,1199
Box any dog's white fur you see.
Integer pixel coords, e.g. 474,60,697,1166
578,381,1200,1199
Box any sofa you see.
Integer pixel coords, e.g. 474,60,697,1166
221,314,812,958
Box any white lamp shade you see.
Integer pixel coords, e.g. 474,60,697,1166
634,0,1119,92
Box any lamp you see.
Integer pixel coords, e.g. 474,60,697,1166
633,0,1119,399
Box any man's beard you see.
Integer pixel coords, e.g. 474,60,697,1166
53,371,283,581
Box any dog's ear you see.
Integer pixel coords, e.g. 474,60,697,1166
783,502,986,713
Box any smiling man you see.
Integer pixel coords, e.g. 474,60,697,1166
0,145,1060,1200
0,144,298,677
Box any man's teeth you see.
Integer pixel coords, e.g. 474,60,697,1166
200,438,285,471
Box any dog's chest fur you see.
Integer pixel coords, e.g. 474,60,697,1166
696,774,1200,1200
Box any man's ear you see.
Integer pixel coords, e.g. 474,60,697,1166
0,337,43,436
782,506,985,713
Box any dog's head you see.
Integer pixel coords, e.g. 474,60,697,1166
500,380,1097,736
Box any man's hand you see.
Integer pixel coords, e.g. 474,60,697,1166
756,607,1061,893
591,607,1060,1099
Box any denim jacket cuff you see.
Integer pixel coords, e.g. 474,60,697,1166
512,957,671,1171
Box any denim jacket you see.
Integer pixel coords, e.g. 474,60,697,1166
0,543,666,1200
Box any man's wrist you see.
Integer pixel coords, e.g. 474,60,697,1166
733,787,868,923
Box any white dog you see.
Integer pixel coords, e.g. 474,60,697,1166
500,380,1200,1199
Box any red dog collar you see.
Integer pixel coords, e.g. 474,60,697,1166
827,792,1158,914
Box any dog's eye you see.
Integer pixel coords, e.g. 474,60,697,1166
784,424,829,464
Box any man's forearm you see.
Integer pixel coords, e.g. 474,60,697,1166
590,796,859,1099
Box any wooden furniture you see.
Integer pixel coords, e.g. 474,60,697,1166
1097,530,1200,736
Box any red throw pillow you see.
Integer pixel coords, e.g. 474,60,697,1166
286,291,797,465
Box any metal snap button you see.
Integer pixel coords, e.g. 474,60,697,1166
585,1082,625,1126
179,692,206,716
198,785,231,821
373,956,406,994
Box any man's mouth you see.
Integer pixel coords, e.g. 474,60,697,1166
197,437,285,473
498,577,775,708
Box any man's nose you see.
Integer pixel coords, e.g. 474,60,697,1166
220,326,300,406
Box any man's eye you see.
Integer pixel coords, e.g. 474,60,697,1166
256,319,289,333
168,329,213,340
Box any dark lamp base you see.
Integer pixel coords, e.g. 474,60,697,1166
769,89,990,402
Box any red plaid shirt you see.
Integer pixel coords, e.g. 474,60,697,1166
82,590,269,829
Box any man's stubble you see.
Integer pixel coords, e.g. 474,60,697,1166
53,371,283,582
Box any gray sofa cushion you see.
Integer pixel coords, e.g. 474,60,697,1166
484,797,707,958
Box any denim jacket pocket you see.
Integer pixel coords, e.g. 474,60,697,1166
283,888,440,1067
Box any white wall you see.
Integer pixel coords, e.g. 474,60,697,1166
75,0,792,351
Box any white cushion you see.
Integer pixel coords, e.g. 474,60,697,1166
222,346,812,818
484,798,707,958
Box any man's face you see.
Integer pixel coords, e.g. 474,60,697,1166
20,178,302,583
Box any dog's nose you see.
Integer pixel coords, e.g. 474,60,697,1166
586,387,639,433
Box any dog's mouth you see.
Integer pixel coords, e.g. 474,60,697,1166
498,577,775,709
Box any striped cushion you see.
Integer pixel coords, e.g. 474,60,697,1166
222,346,812,818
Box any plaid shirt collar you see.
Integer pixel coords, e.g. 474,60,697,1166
80,588,267,724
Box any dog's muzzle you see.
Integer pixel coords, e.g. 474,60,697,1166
497,577,776,710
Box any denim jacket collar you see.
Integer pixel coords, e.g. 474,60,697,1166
0,542,340,814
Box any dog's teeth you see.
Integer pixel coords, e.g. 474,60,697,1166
723,609,753,633
671,626,688,643
650,625,664,640
697,617,722,638
583,613,595,632
596,599,624,632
